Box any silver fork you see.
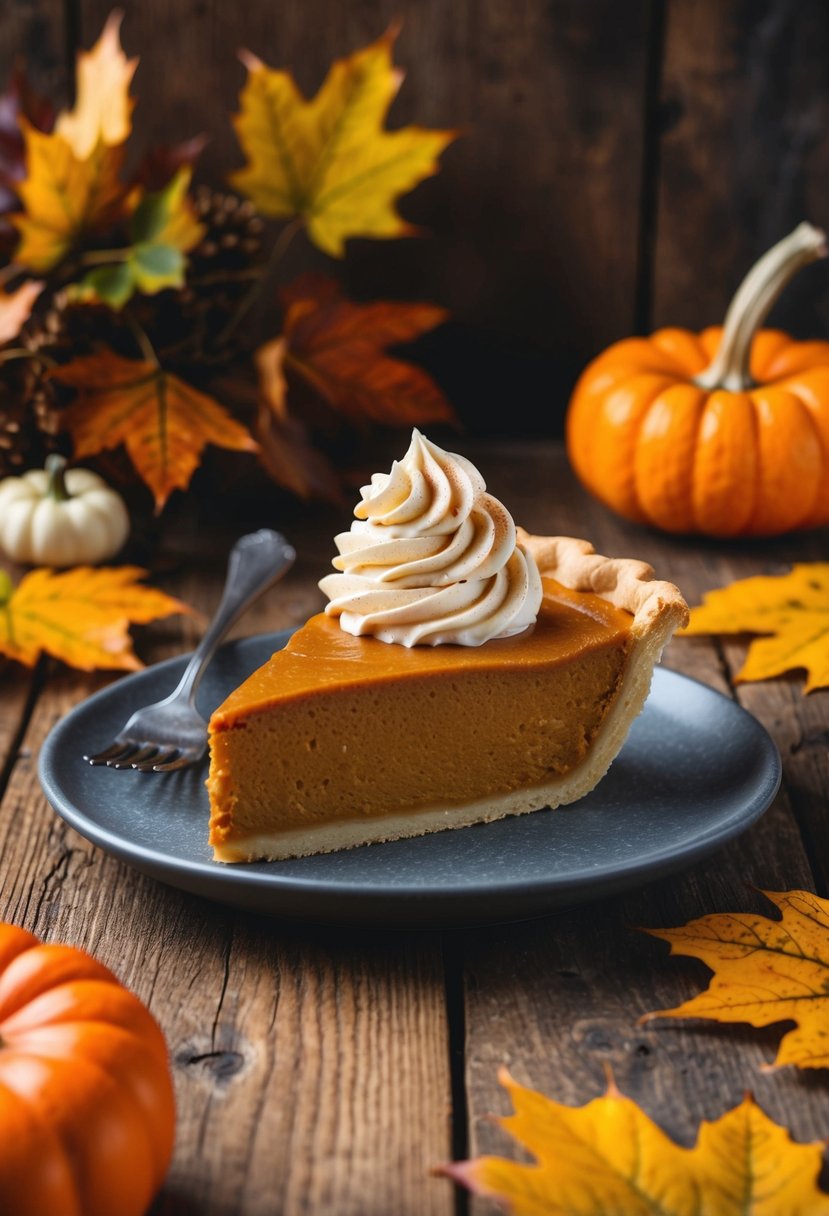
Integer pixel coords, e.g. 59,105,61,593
84,529,296,772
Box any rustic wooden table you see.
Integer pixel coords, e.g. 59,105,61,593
1,439,827,1215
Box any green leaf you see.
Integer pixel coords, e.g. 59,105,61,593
70,262,136,310
63,168,203,309
128,167,203,253
130,184,171,244
131,242,185,292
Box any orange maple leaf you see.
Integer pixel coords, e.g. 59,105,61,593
267,272,456,428
52,351,258,512
640,889,829,1069
230,28,457,256
440,1068,829,1215
0,279,42,344
0,565,190,671
681,564,829,693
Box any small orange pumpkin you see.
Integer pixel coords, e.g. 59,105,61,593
566,223,829,536
0,922,175,1216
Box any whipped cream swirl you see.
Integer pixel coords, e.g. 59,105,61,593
318,430,542,646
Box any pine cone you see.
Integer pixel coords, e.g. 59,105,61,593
190,185,265,275
0,296,93,477
0,358,63,478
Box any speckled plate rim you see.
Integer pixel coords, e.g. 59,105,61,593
38,631,782,926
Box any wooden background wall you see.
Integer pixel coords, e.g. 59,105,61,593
4,0,829,434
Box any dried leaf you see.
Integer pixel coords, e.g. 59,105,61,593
681,564,829,693
254,339,341,501
0,565,190,671
12,121,130,272
54,11,137,159
230,29,456,256
0,278,42,344
52,350,258,511
274,272,455,427
641,889,829,1069
441,1069,829,1215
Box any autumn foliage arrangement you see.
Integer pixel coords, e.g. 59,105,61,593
0,13,458,512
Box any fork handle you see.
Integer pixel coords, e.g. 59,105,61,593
173,529,296,705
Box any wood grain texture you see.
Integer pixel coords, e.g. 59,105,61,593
652,0,829,334
0,665,34,780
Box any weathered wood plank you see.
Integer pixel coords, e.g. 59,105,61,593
0,535,452,1216
0,556,39,807
652,0,829,334
453,443,829,1214
0,663,33,780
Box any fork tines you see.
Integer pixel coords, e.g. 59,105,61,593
84,743,192,772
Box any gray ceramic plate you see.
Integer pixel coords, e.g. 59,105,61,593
39,630,781,928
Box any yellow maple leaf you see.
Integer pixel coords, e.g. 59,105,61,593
52,351,258,511
54,11,137,159
641,889,829,1069
681,564,829,693
229,29,457,256
0,565,190,671
0,279,43,344
11,13,138,273
12,121,130,272
440,1069,829,1215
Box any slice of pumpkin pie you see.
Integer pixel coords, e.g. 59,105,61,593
207,431,688,862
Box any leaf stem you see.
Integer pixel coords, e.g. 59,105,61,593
216,216,304,347
124,309,159,366
80,248,131,267
0,345,57,370
0,347,35,365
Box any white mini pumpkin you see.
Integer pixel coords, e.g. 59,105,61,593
0,455,130,566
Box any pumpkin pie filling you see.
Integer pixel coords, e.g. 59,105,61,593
208,579,633,859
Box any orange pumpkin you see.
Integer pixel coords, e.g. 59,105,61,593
566,222,829,536
0,922,175,1216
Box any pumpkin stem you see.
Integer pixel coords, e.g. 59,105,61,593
694,222,827,392
45,454,71,503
